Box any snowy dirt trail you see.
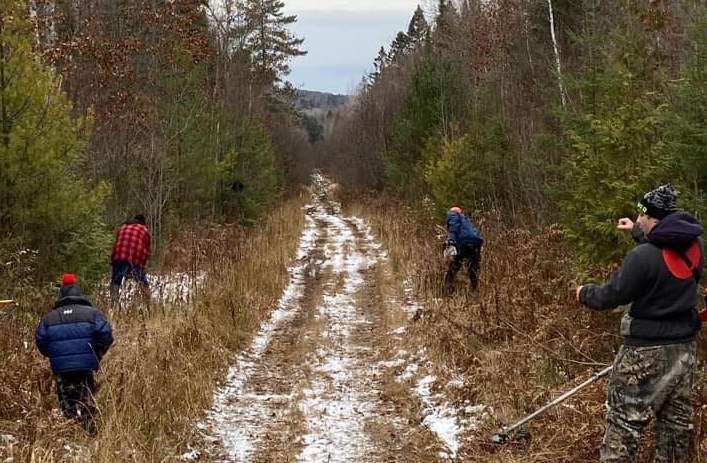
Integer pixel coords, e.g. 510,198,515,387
199,176,474,463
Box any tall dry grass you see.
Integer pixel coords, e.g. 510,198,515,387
3,191,705,462
0,198,305,462
346,193,706,462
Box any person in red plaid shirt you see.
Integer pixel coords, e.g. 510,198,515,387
110,214,151,303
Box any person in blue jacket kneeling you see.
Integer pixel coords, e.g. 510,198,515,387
35,273,113,435
444,206,484,291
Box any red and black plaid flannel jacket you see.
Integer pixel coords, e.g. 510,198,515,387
111,223,151,268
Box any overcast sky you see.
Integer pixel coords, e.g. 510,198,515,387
283,1,433,95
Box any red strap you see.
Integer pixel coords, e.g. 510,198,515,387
662,241,701,280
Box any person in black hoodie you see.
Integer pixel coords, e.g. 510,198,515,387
35,273,113,435
576,184,703,463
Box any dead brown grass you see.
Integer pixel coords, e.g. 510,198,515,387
0,197,305,462
2,191,705,462
345,193,707,463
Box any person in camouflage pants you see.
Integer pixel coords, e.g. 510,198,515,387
603,343,695,462
576,184,703,462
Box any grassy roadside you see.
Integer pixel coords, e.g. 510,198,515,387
2,191,705,462
345,193,706,462
0,197,305,462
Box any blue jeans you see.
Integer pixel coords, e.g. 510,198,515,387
111,260,148,288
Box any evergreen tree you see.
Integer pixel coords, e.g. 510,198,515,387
385,56,466,199
366,46,388,86
431,0,458,53
0,0,110,285
217,122,282,221
406,5,429,49
559,1,677,264
243,0,306,85
387,32,412,65
300,113,324,143
667,10,707,215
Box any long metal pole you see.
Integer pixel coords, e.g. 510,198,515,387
502,365,613,434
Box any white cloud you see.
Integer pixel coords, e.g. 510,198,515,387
285,8,422,93
286,0,425,12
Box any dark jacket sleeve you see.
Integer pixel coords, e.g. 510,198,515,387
93,312,114,359
35,321,49,357
579,248,646,310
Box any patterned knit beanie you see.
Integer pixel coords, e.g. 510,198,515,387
638,184,678,220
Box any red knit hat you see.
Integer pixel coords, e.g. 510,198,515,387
61,273,77,285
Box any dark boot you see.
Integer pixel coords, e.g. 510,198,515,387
443,272,455,294
469,268,479,291
79,410,98,436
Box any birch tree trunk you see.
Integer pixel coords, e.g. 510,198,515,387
547,0,567,107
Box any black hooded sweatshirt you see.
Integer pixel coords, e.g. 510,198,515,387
579,211,704,346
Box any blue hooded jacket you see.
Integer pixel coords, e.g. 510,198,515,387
35,285,113,373
446,211,483,245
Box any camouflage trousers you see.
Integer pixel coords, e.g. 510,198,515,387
600,341,696,463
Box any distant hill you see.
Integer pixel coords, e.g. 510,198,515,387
295,90,349,142
297,90,349,111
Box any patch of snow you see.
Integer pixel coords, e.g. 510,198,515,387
448,378,464,388
181,446,200,461
464,404,487,415
196,175,487,462
112,271,206,306
415,375,461,458
202,213,320,462
297,209,383,463
395,280,488,460
374,358,407,370
399,363,419,381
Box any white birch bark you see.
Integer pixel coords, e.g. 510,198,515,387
547,0,567,107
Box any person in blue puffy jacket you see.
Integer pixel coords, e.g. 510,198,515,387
35,273,113,434
444,206,484,291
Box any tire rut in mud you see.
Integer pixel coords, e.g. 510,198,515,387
205,200,450,463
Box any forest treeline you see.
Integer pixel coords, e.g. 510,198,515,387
313,0,707,266
2,0,707,295
0,0,314,293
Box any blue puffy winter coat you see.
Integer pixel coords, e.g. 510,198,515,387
446,211,483,245
35,288,113,374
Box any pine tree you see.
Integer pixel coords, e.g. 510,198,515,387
0,0,110,283
367,46,388,84
667,9,707,215
243,0,306,85
432,0,458,53
387,32,411,65
386,56,466,199
406,5,429,50
560,1,677,264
